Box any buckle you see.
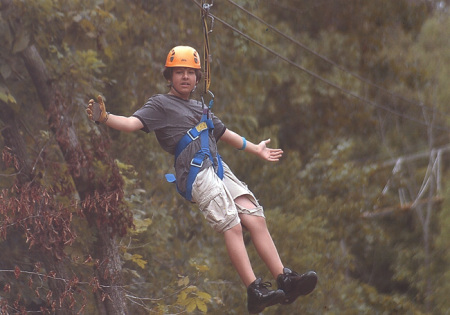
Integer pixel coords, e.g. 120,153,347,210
190,158,204,168
187,129,199,141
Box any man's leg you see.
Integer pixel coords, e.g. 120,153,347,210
223,223,256,287
235,196,284,279
236,196,317,304
223,222,285,314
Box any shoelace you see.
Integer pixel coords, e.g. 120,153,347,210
256,281,274,292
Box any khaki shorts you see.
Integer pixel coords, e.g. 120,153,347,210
191,162,264,233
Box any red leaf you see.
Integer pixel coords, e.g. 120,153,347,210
46,290,53,302
83,255,92,264
14,266,20,279
3,283,10,293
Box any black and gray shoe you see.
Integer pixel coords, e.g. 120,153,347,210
277,267,317,304
247,278,285,314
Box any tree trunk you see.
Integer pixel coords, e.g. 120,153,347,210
0,104,33,184
20,45,129,315
97,231,128,315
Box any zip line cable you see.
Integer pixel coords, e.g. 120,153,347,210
189,0,450,131
225,0,443,117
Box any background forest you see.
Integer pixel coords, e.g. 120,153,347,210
0,0,449,314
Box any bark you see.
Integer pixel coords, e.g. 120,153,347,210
20,45,129,315
20,45,90,190
98,231,127,315
0,0,12,11
0,104,33,184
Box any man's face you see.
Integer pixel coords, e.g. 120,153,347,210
170,67,197,100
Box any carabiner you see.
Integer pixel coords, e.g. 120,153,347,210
207,90,215,109
202,2,214,33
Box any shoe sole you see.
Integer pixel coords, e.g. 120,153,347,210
248,291,286,314
282,271,317,305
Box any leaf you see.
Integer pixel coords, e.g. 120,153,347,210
194,264,209,272
0,85,17,105
3,283,10,293
0,63,11,79
12,29,30,54
130,254,147,269
80,19,96,32
132,218,152,234
197,291,212,301
103,0,116,11
123,252,148,269
72,14,83,23
196,299,207,313
104,46,114,60
176,291,187,305
177,275,189,287
14,266,21,279
186,299,197,313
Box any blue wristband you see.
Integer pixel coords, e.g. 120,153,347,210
239,137,247,150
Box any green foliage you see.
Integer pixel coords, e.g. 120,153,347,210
0,85,16,105
434,181,450,311
176,285,211,314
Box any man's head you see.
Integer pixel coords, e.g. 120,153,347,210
163,46,202,83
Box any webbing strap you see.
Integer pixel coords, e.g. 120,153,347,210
167,110,223,201
175,112,214,159
201,1,213,95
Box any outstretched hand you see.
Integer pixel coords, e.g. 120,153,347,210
86,95,109,124
257,139,283,162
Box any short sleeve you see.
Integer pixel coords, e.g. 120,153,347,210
132,95,167,133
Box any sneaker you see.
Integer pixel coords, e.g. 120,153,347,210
247,278,285,314
277,267,317,305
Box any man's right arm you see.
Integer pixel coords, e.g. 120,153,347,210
104,114,144,132
87,95,144,132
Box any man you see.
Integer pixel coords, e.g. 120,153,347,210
87,46,317,313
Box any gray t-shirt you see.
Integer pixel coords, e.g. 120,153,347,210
132,94,226,195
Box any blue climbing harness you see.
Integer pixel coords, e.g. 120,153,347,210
165,106,224,201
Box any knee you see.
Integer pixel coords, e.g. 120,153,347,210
227,222,244,235
240,214,268,234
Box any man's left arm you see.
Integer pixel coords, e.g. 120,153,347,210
220,129,283,162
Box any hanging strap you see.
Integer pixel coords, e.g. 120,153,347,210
201,1,214,95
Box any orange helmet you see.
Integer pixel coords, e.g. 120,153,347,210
165,46,201,69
